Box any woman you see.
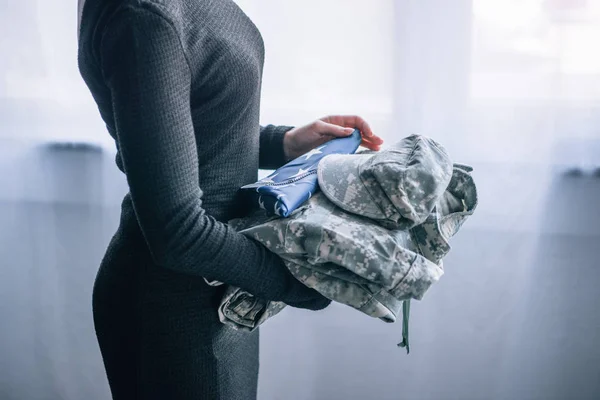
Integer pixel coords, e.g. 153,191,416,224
77,0,384,398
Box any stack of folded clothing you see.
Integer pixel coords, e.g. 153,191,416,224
214,134,478,353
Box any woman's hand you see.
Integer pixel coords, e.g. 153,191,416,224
283,115,384,161
287,291,332,311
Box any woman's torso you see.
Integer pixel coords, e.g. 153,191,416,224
78,1,268,396
78,0,267,262
78,0,268,337
79,0,265,223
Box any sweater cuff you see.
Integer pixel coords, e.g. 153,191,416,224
259,124,295,170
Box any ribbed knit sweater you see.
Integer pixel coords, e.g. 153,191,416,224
77,0,328,398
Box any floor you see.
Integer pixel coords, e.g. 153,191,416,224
1,138,599,400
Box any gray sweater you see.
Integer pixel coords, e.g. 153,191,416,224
77,0,328,398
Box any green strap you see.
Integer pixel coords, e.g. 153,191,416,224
397,300,411,354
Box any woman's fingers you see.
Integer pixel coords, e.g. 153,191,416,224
321,115,384,144
314,120,355,137
360,138,381,151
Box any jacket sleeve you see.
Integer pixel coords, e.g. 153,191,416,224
259,124,294,169
98,6,321,304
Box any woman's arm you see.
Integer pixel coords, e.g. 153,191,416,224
259,116,385,170
258,124,294,169
99,5,328,308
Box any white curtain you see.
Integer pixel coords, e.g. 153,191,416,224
1,2,599,399
239,0,600,168
237,0,396,142
2,0,598,167
0,0,109,145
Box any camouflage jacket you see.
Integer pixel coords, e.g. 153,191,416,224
215,162,477,351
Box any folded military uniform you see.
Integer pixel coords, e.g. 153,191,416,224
218,135,478,352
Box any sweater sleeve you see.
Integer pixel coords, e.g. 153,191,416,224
259,124,294,169
98,6,321,304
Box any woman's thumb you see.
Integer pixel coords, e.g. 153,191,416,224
316,121,355,137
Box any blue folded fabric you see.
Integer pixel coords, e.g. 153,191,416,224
240,129,362,217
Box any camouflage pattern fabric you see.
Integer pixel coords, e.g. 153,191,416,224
317,134,453,230
219,191,444,332
214,135,478,350
217,285,288,330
